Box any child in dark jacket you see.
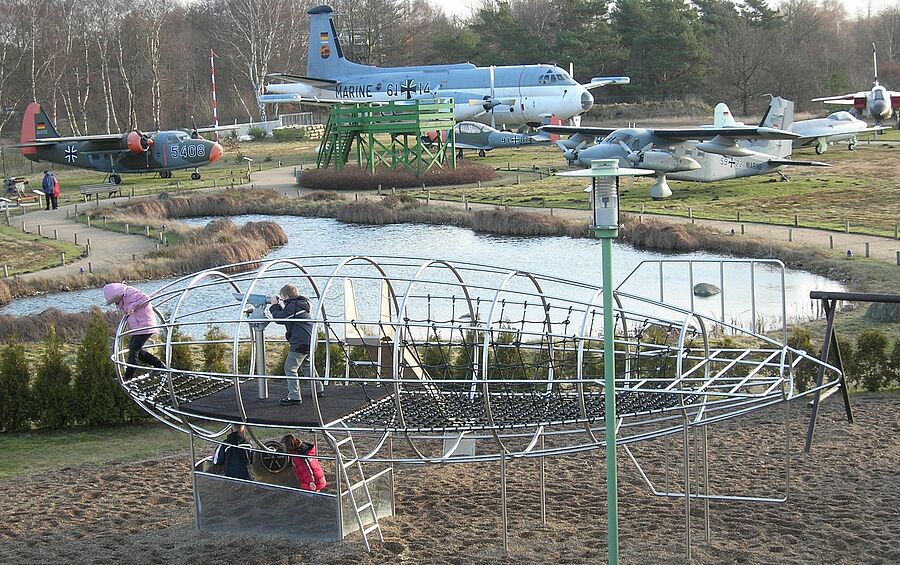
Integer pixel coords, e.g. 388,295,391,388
282,433,327,491
268,284,324,405
213,424,254,480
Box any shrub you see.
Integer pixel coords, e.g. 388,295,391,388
0,339,30,432
72,312,135,426
855,330,889,392
315,333,346,379
890,341,900,387
169,325,195,373
202,326,231,375
248,126,268,140
472,209,586,237
788,327,818,393
31,327,74,429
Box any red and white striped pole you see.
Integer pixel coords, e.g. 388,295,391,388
209,49,219,140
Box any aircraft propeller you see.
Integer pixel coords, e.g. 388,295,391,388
556,140,587,164
619,140,653,164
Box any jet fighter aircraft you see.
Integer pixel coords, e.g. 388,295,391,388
812,44,900,127
542,97,828,199
791,111,888,154
450,121,553,157
259,5,628,126
16,103,224,184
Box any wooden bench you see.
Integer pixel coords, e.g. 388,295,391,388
80,183,121,202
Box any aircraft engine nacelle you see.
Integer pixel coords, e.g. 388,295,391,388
635,150,701,173
127,131,153,153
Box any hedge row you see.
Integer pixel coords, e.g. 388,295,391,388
789,327,900,392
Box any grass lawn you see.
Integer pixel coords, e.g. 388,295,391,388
0,223,84,275
421,141,900,238
0,423,188,479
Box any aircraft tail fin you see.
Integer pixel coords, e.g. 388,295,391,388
750,97,794,158
713,103,736,127
306,5,374,79
20,102,59,157
873,42,880,86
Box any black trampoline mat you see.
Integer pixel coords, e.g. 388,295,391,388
179,379,392,426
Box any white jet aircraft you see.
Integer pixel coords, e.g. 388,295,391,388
812,44,900,127
259,5,628,126
791,111,888,154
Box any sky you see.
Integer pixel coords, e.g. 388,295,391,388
427,0,893,21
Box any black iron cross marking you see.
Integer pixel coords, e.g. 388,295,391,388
400,79,416,99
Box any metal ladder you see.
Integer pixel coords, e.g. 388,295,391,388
330,423,383,550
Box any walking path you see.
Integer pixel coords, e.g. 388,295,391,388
3,165,897,288
6,197,158,283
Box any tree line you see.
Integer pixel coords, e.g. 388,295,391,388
1,0,899,137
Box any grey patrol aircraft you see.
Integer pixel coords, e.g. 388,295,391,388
791,111,888,154
259,5,629,126
542,97,828,199
16,102,224,184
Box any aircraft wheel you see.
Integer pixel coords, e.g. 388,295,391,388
478,149,486,157
191,172,201,181
160,171,172,179
849,141,857,151
110,174,122,185
815,144,826,155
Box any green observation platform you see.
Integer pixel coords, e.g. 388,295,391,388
316,99,456,175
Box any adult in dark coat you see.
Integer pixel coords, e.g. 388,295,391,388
213,425,254,480
269,284,323,405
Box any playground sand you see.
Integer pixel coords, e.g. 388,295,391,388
2,394,898,564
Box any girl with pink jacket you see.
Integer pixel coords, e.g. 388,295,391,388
103,283,166,380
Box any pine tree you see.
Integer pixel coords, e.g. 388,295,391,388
73,312,126,426
31,327,74,429
169,325,196,373
0,339,31,432
202,325,230,375
856,330,889,392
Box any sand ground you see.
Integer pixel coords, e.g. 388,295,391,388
2,394,897,564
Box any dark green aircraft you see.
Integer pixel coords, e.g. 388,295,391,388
17,102,224,184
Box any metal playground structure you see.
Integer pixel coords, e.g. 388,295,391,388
315,99,456,175
112,255,845,559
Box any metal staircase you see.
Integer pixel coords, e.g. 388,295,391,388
328,422,383,550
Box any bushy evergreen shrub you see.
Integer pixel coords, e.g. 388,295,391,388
856,330,889,392
0,339,31,432
169,325,196,373
890,341,900,387
202,326,231,374
788,327,818,393
31,327,74,429
72,313,133,426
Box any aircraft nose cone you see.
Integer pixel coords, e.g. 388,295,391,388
581,91,594,112
872,99,890,119
209,142,223,163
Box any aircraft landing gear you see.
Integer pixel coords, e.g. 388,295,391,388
849,141,857,151
777,171,789,182
456,149,464,160
478,149,486,157
159,171,172,179
109,174,122,185
191,172,201,181
815,140,827,155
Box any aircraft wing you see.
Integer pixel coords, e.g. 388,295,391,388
651,126,800,141
258,93,345,105
195,124,242,133
454,141,490,150
768,159,830,167
583,76,631,90
539,125,617,137
810,92,869,104
266,72,340,87
15,133,125,146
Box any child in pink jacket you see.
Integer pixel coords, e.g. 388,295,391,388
103,283,166,380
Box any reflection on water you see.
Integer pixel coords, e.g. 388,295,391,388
2,215,844,331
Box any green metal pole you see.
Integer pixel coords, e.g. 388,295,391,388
598,226,618,564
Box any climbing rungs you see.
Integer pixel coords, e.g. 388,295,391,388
342,458,359,469
335,436,354,447
363,523,381,535
356,501,373,513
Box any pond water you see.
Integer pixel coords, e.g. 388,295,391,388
2,215,844,331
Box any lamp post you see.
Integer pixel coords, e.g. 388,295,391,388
559,159,652,564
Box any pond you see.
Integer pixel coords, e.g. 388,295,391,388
2,215,844,331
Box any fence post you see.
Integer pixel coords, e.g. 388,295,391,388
3,265,7,277
688,207,693,224
641,203,645,215
86,215,91,227
736,210,741,222
125,223,129,235
426,191,430,205
60,252,65,266
788,228,792,242
740,224,745,235
103,216,107,228
895,224,898,240
897,251,899,266
74,233,78,245
865,242,870,258
793,214,798,227
377,184,382,195
37,224,42,237
829,235,834,249
145,225,150,237
845,220,850,233
54,229,58,240
88,262,92,274
516,175,520,184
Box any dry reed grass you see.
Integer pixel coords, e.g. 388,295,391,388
0,307,119,343
299,161,496,191
472,209,587,237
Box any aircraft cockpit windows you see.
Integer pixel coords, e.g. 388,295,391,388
829,112,854,122
539,74,549,85
602,132,631,145
174,132,189,142
458,123,482,134
874,89,885,101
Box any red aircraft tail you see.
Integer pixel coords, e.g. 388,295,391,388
20,102,59,156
